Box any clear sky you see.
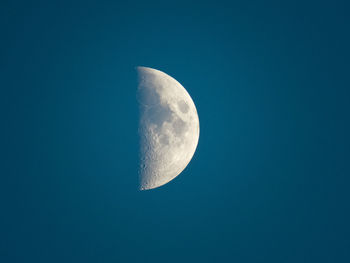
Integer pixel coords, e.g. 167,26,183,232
2,0,349,262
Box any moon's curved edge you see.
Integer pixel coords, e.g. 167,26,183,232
137,66,200,190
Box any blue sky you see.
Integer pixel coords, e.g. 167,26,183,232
2,0,350,262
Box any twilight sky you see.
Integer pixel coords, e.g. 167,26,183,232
1,1,350,262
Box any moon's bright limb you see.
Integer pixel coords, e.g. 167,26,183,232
137,66,200,190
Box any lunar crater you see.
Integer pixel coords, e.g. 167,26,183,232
159,134,170,145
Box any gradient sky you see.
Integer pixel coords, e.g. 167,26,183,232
2,0,350,262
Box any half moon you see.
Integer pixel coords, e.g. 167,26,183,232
137,66,200,190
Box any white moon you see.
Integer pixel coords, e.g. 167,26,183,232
137,66,200,190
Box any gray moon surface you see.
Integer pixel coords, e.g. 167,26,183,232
137,66,200,190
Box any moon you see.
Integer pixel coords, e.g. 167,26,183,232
137,66,200,190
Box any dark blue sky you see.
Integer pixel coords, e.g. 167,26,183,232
1,0,349,262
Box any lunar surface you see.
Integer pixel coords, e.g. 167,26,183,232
137,66,200,190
